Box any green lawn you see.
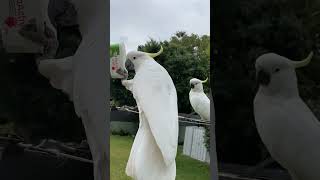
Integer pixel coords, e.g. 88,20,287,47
110,135,210,180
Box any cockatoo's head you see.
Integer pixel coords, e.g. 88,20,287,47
190,78,208,92
255,51,313,96
125,46,163,71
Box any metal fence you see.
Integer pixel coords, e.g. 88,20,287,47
115,106,210,126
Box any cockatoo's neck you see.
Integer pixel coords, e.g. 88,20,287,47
257,82,299,99
191,89,204,94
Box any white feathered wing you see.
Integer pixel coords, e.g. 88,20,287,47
132,60,179,166
254,95,320,180
189,92,210,121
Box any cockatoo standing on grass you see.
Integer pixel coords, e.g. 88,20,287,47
121,46,179,180
254,51,320,180
35,0,110,180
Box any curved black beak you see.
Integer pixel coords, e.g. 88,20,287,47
125,60,135,71
256,70,270,86
190,84,194,89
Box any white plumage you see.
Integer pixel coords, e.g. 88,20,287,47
121,47,179,180
189,78,210,121
254,52,320,180
36,1,108,180
189,78,219,180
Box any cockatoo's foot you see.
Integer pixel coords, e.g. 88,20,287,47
121,79,134,92
200,117,209,122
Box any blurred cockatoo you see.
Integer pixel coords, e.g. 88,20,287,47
121,46,179,180
254,51,320,180
35,0,110,180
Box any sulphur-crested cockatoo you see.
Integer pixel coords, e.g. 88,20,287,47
254,51,320,180
36,1,110,180
121,46,179,180
189,78,219,180
189,78,210,121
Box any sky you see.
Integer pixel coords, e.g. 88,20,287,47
110,0,210,51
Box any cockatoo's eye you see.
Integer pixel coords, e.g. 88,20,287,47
133,57,136,60
274,68,280,73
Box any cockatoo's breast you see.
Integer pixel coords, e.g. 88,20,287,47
254,93,320,178
189,91,210,120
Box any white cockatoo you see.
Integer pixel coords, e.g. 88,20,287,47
35,1,110,180
254,51,320,180
189,78,210,121
189,78,219,180
121,46,179,180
